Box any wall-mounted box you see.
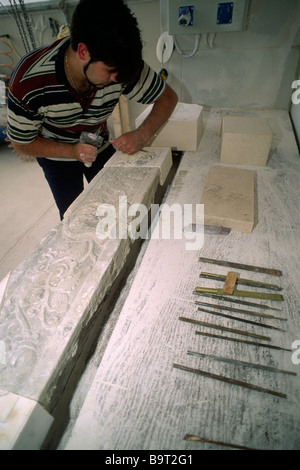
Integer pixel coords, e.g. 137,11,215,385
164,0,249,35
135,102,204,151
220,115,273,166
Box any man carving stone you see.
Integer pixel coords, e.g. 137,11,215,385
7,0,178,219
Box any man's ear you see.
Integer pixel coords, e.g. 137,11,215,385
77,43,91,62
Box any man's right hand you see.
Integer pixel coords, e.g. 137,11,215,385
74,143,98,164
10,137,98,163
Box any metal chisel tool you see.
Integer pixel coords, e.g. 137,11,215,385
184,434,257,451
173,364,287,399
200,272,282,291
193,291,282,311
185,224,231,236
194,300,287,321
187,351,297,376
196,306,283,331
199,257,282,277
195,331,292,352
194,287,284,302
179,317,272,342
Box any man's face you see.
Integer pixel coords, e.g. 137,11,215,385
84,60,119,88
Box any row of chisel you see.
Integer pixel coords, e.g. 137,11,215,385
174,258,296,450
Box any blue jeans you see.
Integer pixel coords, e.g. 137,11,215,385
37,144,116,220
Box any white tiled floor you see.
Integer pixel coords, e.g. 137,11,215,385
0,142,60,281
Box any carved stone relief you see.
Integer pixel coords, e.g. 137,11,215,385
105,147,172,185
0,166,159,405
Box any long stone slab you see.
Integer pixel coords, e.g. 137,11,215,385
199,165,256,233
104,147,172,186
0,165,160,449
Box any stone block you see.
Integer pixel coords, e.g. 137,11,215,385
105,147,172,186
0,165,160,448
0,390,54,450
135,102,204,151
199,165,256,233
220,116,272,166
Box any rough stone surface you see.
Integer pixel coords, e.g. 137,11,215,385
199,165,256,233
105,147,172,186
220,116,272,166
135,102,204,151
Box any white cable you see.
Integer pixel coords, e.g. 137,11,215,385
209,32,216,48
156,32,174,64
174,34,200,58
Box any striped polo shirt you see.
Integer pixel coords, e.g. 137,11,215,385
7,37,166,159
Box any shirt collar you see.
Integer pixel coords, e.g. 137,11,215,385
55,37,71,86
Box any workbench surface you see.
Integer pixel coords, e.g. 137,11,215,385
63,108,300,451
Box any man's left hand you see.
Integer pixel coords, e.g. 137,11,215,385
110,130,147,155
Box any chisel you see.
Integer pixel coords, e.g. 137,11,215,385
194,287,284,302
194,300,287,321
199,257,282,277
173,364,287,399
193,291,282,311
187,351,297,376
196,306,283,331
184,434,257,451
185,224,231,236
200,272,282,291
195,330,292,352
179,317,272,341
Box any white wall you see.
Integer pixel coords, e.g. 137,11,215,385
142,0,299,111
0,0,299,117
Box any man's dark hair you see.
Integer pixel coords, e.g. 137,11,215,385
70,0,143,86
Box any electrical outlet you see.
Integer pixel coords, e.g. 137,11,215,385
165,0,249,35
178,5,194,28
217,2,234,25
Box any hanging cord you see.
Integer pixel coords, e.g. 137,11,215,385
8,0,30,53
174,34,200,58
19,0,37,50
59,0,69,24
8,0,36,53
203,33,216,49
57,0,71,40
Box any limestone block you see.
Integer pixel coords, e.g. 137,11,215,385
104,147,172,185
135,102,204,151
199,165,256,233
221,116,272,166
0,390,54,450
0,166,159,446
